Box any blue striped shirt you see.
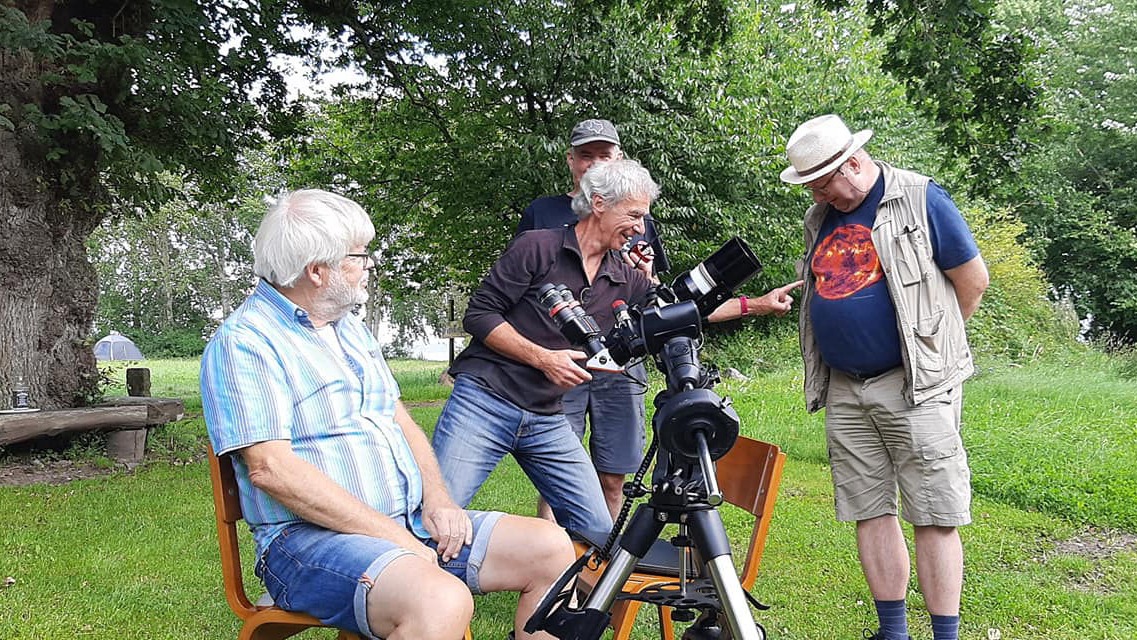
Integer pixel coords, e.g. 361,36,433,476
201,280,427,556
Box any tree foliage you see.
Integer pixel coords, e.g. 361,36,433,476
997,0,1137,342
284,1,915,308
88,171,273,357
818,0,1044,196
1,1,303,205
281,0,1074,360
964,204,1079,360
1,1,309,406
3,0,1095,412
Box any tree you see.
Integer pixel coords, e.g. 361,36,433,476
284,1,918,312
0,1,304,407
88,171,270,357
817,0,1044,196
997,0,1137,342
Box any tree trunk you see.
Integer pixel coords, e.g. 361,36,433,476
1,13,102,410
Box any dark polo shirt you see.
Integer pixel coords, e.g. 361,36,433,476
450,226,653,414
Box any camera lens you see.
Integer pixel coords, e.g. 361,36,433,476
670,237,762,317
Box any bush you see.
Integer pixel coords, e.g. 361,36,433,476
130,325,207,359
701,320,801,376
963,204,1080,364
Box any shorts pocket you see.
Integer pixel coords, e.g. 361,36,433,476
919,431,971,519
921,430,960,461
257,555,292,609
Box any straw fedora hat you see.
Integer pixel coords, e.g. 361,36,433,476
780,114,873,184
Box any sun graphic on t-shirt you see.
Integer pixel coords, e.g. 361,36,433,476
811,223,883,299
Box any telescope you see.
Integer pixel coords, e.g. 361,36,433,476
527,237,770,640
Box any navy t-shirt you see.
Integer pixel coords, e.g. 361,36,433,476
808,175,979,377
518,193,671,275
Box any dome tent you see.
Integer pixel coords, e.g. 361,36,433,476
93,331,145,361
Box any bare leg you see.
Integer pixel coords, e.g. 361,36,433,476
478,514,576,639
537,496,556,522
366,554,474,639
913,525,963,615
856,515,910,600
598,471,626,521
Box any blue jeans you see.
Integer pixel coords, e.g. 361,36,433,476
256,510,503,639
432,375,613,533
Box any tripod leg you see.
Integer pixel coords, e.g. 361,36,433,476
581,505,666,612
687,509,763,640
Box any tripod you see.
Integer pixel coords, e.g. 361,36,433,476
525,344,768,640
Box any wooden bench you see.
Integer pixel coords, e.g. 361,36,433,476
0,368,184,462
0,399,184,461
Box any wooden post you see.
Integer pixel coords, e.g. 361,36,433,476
107,367,152,463
448,297,456,366
126,367,151,398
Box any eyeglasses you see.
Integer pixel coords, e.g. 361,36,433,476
805,164,846,195
345,251,377,269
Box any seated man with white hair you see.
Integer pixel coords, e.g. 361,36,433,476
201,188,574,640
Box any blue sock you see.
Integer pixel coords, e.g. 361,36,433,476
874,599,908,639
931,614,960,640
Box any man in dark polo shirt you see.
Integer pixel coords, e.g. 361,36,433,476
431,159,803,533
431,159,660,533
518,118,669,521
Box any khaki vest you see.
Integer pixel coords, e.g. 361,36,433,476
796,161,974,412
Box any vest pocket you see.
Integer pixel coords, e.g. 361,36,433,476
913,309,945,373
894,224,925,286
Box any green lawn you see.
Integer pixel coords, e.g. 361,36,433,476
1,355,1135,639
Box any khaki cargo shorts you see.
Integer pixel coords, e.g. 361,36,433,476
824,367,971,527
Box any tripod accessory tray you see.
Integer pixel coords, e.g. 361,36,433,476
616,577,721,610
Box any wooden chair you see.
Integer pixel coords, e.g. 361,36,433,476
207,444,363,640
207,444,474,640
571,436,787,640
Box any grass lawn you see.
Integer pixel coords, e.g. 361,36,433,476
1,356,1135,639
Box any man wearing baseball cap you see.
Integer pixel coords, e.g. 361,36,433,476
519,119,669,273
785,114,989,640
516,118,669,523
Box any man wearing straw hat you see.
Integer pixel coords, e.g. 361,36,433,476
782,115,989,640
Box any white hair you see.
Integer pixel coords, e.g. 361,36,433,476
571,159,661,219
253,189,375,288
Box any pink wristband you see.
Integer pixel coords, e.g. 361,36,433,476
739,295,749,317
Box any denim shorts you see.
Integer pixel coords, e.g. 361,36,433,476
255,510,503,639
825,367,972,527
562,365,648,474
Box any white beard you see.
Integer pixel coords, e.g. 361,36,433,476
314,267,369,321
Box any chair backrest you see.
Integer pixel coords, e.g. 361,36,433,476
206,443,258,620
714,436,787,589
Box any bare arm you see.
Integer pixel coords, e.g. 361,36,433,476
707,280,805,323
394,401,471,560
482,321,591,388
944,255,989,320
240,439,435,562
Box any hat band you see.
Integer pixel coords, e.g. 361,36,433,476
799,139,852,176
